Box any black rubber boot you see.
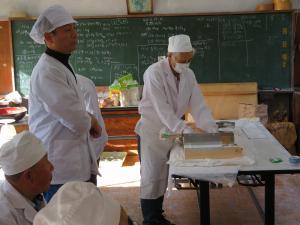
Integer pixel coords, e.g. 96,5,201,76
141,196,175,225
141,198,160,225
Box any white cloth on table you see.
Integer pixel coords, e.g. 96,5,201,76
167,123,257,190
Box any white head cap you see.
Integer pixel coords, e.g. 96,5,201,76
168,34,193,53
30,4,77,44
0,131,46,175
33,181,121,225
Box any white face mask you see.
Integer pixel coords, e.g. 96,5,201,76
174,63,190,74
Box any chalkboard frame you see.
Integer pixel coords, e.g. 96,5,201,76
10,10,295,96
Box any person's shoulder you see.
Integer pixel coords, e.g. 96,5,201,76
32,54,70,81
146,60,159,71
35,53,53,65
145,59,165,77
77,74,94,85
185,68,197,80
186,67,195,76
33,54,60,73
76,74,96,89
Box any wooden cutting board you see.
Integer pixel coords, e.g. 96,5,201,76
184,145,243,160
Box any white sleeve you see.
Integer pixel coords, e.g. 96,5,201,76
32,67,91,135
81,79,108,156
144,69,185,133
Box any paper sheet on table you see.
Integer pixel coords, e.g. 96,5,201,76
237,119,267,139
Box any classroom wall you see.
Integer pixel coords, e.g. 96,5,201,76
1,0,300,19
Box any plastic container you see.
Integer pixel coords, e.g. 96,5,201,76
119,87,139,107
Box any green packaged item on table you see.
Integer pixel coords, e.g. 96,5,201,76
118,73,133,85
109,80,122,91
109,73,140,106
269,157,283,163
110,73,138,91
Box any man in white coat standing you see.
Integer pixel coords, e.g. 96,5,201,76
28,5,101,202
77,74,108,160
135,34,217,225
0,131,54,225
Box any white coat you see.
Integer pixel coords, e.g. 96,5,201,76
135,58,216,199
29,53,98,184
77,74,108,158
0,180,37,225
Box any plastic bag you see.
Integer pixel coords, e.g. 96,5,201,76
109,73,140,106
119,87,139,106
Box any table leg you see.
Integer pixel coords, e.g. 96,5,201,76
264,174,275,225
197,181,210,225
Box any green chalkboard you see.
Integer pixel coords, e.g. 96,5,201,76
11,11,293,96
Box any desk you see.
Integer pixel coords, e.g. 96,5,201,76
101,107,139,151
1,108,140,151
101,106,139,141
170,121,300,225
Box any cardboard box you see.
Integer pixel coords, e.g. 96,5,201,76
273,0,291,10
256,3,274,11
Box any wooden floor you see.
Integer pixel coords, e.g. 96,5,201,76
99,152,300,225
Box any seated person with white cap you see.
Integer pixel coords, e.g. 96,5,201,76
135,34,217,225
33,181,138,225
0,131,54,225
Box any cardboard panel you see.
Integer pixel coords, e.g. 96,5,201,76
187,82,258,120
